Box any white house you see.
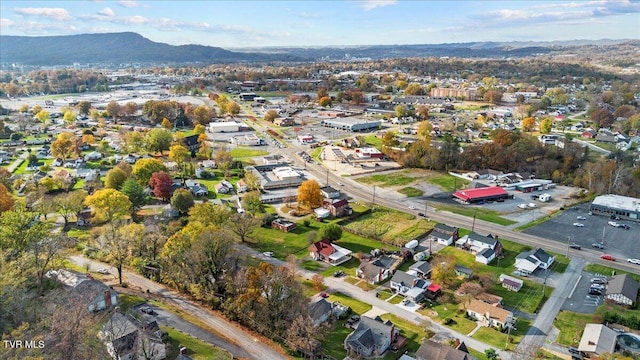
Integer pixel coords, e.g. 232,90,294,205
476,248,496,265
514,248,554,274
389,270,429,301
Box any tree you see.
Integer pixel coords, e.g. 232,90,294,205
318,223,343,241
431,256,457,290
228,213,259,243
83,189,131,226
32,105,43,115
395,105,408,118
264,109,278,122
194,123,206,135
483,89,503,104
226,101,241,115
50,134,76,162
35,110,50,123
169,144,190,179
132,158,167,185
417,121,432,141
317,87,328,100
485,348,499,360
188,203,233,228
382,131,399,148
104,167,128,189
105,101,122,121
521,117,536,132
193,105,215,124
32,233,69,294
63,110,76,125
124,102,138,119
416,105,429,120
0,183,15,213
123,131,145,154
0,168,13,193
285,315,324,357
297,180,322,209
243,171,261,192
145,128,172,154
540,117,553,134
403,83,424,95
241,191,264,215
119,178,146,216
171,189,194,214
81,134,95,145
161,118,172,129
54,190,86,226
149,171,173,202
214,148,233,173
107,222,143,285
319,96,332,107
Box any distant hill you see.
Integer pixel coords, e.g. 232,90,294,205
1,32,636,66
0,32,291,66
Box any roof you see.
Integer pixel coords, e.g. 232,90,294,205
427,284,441,293
415,339,472,360
409,261,432,275
345,316,394,352
433,223,457,234
454,265,473,275
390,270,418,287
477,248,495,259
606,274,639,302
372,255,396,269
578,324,617,354
466,233,497,247
358,261,386,281
592,194,640,213
453,186,508,201
320,186,338,193
308,298,333,323
468,299,512,324
309,239,335,257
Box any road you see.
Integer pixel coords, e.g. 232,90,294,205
69,255,288,360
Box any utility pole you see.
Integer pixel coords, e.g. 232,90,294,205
326,168,329,186
472,208,477,232
566,235,571,257
372,185,376,210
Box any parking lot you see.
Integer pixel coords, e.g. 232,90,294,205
523,204,640,262
561,271,609,313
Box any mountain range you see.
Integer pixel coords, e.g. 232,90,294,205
0,32,635,66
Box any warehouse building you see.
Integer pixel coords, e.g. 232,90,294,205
590,194,640,222
452,187,512,204
319,117,381,132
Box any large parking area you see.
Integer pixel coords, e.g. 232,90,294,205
561,271,608,313
523,204,640,261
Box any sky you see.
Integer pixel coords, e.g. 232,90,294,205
1,0,639,48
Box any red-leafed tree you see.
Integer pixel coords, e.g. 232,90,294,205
149,171,173,202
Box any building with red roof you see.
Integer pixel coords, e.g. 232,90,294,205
452,187,511,204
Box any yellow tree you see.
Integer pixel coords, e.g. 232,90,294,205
51,133,76,161
169,144,190,179
417,121,432,142
297,180,322,209
84,188,131,225
540,117,553,134
521,117,536,132
0,183,15,213
264,109,278,122
161,118,172,129
194,124,206,135
319,96,332,107
63,110,76,125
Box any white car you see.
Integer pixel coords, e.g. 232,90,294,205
608,221,620,227
577,216,586,220
337,182,344,186
262,251,273,257
573,222,585,227
518,204,528,209
408,206,416,210
96,268,109,275
528,203,537,208
628,259,640,265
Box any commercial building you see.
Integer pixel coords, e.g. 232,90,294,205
320,117,381,132
244,164,305,190
208,121,242,133
452,187,511,204
590,194,640,221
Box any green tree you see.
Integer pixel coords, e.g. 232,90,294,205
318,223,342,241
394,105,408,118
145,128,172,154
132,158,167,185
54,190,86,226
123,131,145,154
84,189,131,225
119,178,146,216
241,191,264,215
104,167,128,189
171,189,194,214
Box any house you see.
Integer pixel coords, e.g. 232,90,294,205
323,198,351,217
314,207,331,220
415,339,475,360
467,299,513,330
477,293,503,307
475,248,496,265
582,129,597,138
356,256,396,284
428,224,459,246
45,269,118,312
408,261,432,278
214,180,233,194
456,233,503,256
499,274,524,292
99,311,166,360
308,298,349,326
263,154,286,165
425,283,442,300
595,134,616,143
344,316,400,357
274,117,296,126
272,218,297,232
308,239,353,266
183,134,200,152
577,324,617,357
605,274,638,306
514,248,555,274
389,270,429,302
185,180,209,197
84,151,103,161
454,265,473,279
236,179,248,193
320,186,340,199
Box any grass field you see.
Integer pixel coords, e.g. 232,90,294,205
472,318,531,351
327,292,372,314
398,187,424,197
553,311,594,346
162,326,232,360
364,134,383,148
342,207,433,245
420,301,477,335
229,147,268,159
356,171,416,187
427,174,469,192
379,313,433,355
433,204,516,226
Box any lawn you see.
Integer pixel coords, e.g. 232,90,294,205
427,174,469,192
433,203,516,226
472,318,531,351
419,301,477,335
341,207,433,245
553,310,594,346
162,326,232,360
364,134,383,148
379,313,434,355
584,264,640,281
398,187,424,197
322,318,355,359
327,292,372,314
310,146,323,161
300,259,325,271
117,293,146,312
356,170,417,187
229,147,268,159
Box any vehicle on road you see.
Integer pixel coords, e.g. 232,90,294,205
262,251,273,257
600,254,616,261
417,212,426,217
96,268,109,274
408,205,415,210
337,182,344,186
591,243,605,249
576,216,586,220
333,271,345,277
518,204,528,209
528,203,537,208
573,222,584,227
628,259,640,265
139,306,155,315
569,243,581,250
401,299,410,305
608,221,621,227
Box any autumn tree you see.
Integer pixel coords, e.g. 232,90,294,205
483,89,503,104
431,256,457,290
228,213,259,243
403,83,425,95
540,117,553,134
169,144,190,179
241,191,264,215
104,167,128,189
0,168,13,193
105,101,122,121
285,315,325,357
416,105,430,120
297,179,322,209
106,222,143,285
214,148,234,173
0,183,15,213
171,189,194,214
132,158,167,185
84,189,131,227
521,117,536,132
194,123,206,135
319,96,332,107
50,133,76,161
382,131,399,148
122,131,145,154
145,128,172,154
161,118,172,129
395,105,408,118
53,190,86,226
188,202,233,228
35,110,50,123
317,87,328,100
417,121,432,142
193,105,216,124
149,171,173,202
123,101,138,119
225,101,241,115
458,282,485,307
75,101,91,115
243,171,261,192
264,109,278,122
318,223,343,241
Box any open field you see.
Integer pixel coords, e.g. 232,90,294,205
553,311,594,346
341,207,433,245
427,173,469,192
162,326,233,360
433,204,516,226
229,147,268,159
472,318,531,351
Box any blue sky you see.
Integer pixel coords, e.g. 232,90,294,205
1,0,638,47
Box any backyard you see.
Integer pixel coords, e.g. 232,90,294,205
341,207,434,245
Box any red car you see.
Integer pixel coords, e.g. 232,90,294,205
600,254,616,261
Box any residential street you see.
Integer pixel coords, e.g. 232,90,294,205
68,255,288,360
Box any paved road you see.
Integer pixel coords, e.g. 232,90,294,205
69,255,288,360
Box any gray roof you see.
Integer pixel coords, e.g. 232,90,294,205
533,248,552,263
372,255,396,269
454,265,473,275
467,233,497,247
345,316,393,352
433,223,457,234
390,270,418,287
477,248,495,259
517,248,552,263
606,274,639,302
308,298,333,323
415,339,472,360
409,261,432,275
358,261,386,281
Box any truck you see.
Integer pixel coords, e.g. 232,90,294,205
538,193,551,202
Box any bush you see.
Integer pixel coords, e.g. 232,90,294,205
10,132,23,141
303,219,310,227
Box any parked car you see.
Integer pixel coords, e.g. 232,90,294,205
590,284,605,291
333,271,345,277
600,254,616,261
576,216,586,220
518,204,528,209
139,306,155,315
96,268,109,275
572,222,584,227
608,221,621,227
512,270,529,277
627,258,640,265
417,212,426,217
591,243,605,249
591,278,607,285
569,243,581,250
620,224,630,230
528,203,537,208
262,251,273,257
588,288,603,296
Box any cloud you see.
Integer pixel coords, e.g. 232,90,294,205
0,18,16,27
97,7,115,17
359,0,398,11
13,7,72,21
117,0,140,8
